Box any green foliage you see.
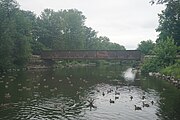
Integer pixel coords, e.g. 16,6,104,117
36,8,125,51
153,37,177,67
0,0,125,71
137,40,155,55
141,37,177,73
150,0,170,5
161,60,180,79
141,58,161,73
0,34,14,69
156,0,180,46
0,0,32,70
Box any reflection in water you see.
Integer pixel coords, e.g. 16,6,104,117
0,66,180,120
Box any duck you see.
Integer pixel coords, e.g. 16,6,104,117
142,95,145,100
115,96,119,100
110,99,115,103
130,96,133,100
115,91,120,95
143,102,150,107
151,101,154,105
102,92,105,96
134,105,142,110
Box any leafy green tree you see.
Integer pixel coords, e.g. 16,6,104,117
137,40,155,55
141,58,161,73
108,43,125,50
20,10,44,54
37,9,60,49
62,9,86,50
37,9,86,50
0,0,32,69
83,27,98,50
141,37,177,73
153,37,177,67
0,0,18,70
11,10,32,67
156,0,180,46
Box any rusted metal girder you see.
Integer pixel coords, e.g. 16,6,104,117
40,50,142,60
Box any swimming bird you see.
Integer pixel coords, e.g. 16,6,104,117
142,96,145,100
151,101,154,105
102,92,105,96
130,96,133,100
115,96,119,100
115,91,120,95
110,99,115,103
143,102,150,107
134,105,142,110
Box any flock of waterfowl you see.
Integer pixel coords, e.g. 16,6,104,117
87,87,155,111
0,70,155,114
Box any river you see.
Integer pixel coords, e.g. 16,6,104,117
0,65,180,120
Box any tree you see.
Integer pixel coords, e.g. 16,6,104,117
156,0,180,46
83,26,98,50
0,0,33,69
13,10,33,67
137,40,155,55
149,0,170,5
62,9,86,50
37,9,86,50
37,9,60,49
153,37,177,67
0,0,18,70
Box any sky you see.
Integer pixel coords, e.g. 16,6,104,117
17,0,165,50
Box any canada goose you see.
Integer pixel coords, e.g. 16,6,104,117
130,96,133,100
143,102,150,107
151,101,154,105
134,105,142,110
115,96,119,100
110,99,115,103
142,96,145,100
107,90,111,94
102,92,105,96
115,91,120,95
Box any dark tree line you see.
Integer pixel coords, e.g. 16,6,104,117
0,0,125,70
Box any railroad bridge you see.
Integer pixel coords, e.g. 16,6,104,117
40,50,142,61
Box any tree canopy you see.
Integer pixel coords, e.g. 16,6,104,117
0,0,125,70
156,0,180,46
137,40,155,55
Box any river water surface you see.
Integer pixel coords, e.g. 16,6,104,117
0,65,180,120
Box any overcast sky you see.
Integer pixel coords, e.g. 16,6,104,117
17,0,165,50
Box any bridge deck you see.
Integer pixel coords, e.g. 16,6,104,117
40,50,142,60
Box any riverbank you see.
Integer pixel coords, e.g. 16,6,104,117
148,72,180,89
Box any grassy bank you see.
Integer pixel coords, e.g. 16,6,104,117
160,60,180,79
